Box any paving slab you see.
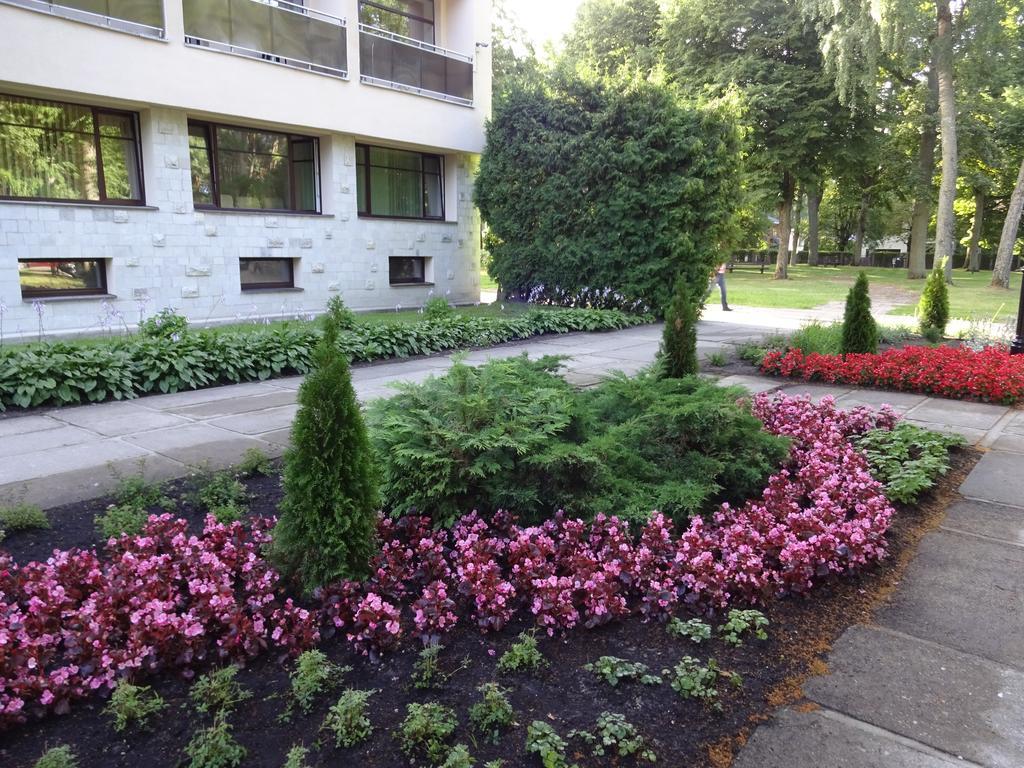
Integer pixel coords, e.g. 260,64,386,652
836,389,929,412
168,390,297,419
715,375,782,394
0,424,100,460
0,439,153,484
257,428,292,448
263,375,305,391
733,707,966,768
595,342,660,363
805,625,1024,768
942,500,1024,546
999,412,1024,437
904,419,988,445
0,414,64,438
875,530,1024,669
206,405,299,436
138,381,282,411
777,383,854,402
562,370,606,388
904,400,1008,432
51,402,191,436
124,423,270,468
960,452,1024,508
989,433,1024,454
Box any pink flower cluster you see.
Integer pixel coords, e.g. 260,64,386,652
0,515,318,727
314,394,899,651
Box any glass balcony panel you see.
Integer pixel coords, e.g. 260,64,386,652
445,57,473,102
230,0,273,53
1,0,164,33
183,0,231,41
359,27,473,104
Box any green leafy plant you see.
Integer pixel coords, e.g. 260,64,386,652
704,349,729,367
286,649,350,717
439,744,475,768
854,424,965,503
33,746,79,768
190,666,252,716
282,745,312,768
195,471,249,523
789,321,843,355
96,503,150,539
841,272,878,354
321,689,376,748
719,609,769,646
411,643,468,690
496,632,547,675
140,307,189,339
468,683,515,745
185,717,247,768
272,319,380,591
237,447,273,477
484,761,505,768
104,681,166,731
589,712,656,762
663,657,741,708
525,721,576,768
662,275,700,377
583,656,661,687
325,295,357,330
97,472,175,538
917,262,950,338
0,502,49,535
424,296,455,321
396,701,458,765
666,617,712,644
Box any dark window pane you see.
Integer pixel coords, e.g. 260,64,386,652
424,172,442,218
188,123,214,205
98,112,135,139
356,161,368,214
389,256,425,284
422,155,440,174
240,258,293,288
19,259,105,296
100,136,142,200
370,167,422,217
218,149,289,209
359,0,434,43
356,144,442,219
369,146,421,171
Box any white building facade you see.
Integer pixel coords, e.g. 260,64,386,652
0,0,491,338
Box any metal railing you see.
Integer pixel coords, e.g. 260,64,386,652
0,0,165,38
183,0,348,79
358,23,473,106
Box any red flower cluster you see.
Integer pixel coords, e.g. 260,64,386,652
0,516,318,727
761,345,1024,404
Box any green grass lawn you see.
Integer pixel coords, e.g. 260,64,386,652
725,265,1021,321
480,268,498,292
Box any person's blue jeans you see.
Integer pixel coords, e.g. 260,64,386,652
716,273,728,308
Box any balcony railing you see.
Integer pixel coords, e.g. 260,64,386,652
359,24,473,107
183,0,348,79
0,0,165,38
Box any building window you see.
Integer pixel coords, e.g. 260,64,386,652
188,121,320,213
357,144,443,220
359,0,434,43
389,256,428,285
18,259,107,298
240,258,295,290
0,94,143,204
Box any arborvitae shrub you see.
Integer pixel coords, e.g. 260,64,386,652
661,276,700,377
841,272,878,354
917,262,950,338
273,319,379,591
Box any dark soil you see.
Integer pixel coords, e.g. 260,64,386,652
0,451,978,768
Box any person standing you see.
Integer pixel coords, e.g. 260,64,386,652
715,263,732,311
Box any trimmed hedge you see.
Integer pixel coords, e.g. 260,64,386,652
0,308,650,411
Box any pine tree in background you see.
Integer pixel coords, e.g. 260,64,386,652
841,271,879,354
917,260,951,340
661,276,700,377
273,318,379,592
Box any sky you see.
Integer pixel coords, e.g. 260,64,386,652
511,0,587,51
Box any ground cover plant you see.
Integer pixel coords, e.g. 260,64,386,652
854,424,966,503
368,359,789,525
0,305,648,411
760,345,1024,403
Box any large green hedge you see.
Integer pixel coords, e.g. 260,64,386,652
0,308,649,411
475,70,743,313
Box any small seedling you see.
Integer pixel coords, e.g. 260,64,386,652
583,656,661,687
322,689,376,748
282,745,312,768
397,701,458,765
439,744,475,768
496,632,547,675
412,643,445,690
525,721,575,768
113,472,174,510
190,666,252,716
104,681,166,731
96,503,150,539
196,472,249,522
284,649,350,719
590,712,656,762
666,617,712,644
33,746,79,768
468,683,515,745
663,656,742,709
0,502,49,534
237,447,273,477
705,350,729,367
719,609,769,646
184,716,247,768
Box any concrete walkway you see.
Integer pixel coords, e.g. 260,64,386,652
734,400,1024,766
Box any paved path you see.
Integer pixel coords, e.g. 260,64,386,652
734,398,1024,766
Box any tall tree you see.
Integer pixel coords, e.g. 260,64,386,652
992,157,1024,288
662,0,838,280
564,0,663,77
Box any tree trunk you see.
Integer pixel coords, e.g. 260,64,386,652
966,190,984,272
775,172,795,280
991,157,1024,288
908,66,939,279
853,190,870,264
807,181,822,266
934,1,959,285
790,186,803,266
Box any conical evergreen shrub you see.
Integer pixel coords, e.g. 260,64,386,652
917,260,950,339
661,276,700,377
273,318,379,592
841,271,879,354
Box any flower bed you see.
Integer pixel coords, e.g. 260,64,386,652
0,308,649,412
0,394,898,729
760,345,1024,404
